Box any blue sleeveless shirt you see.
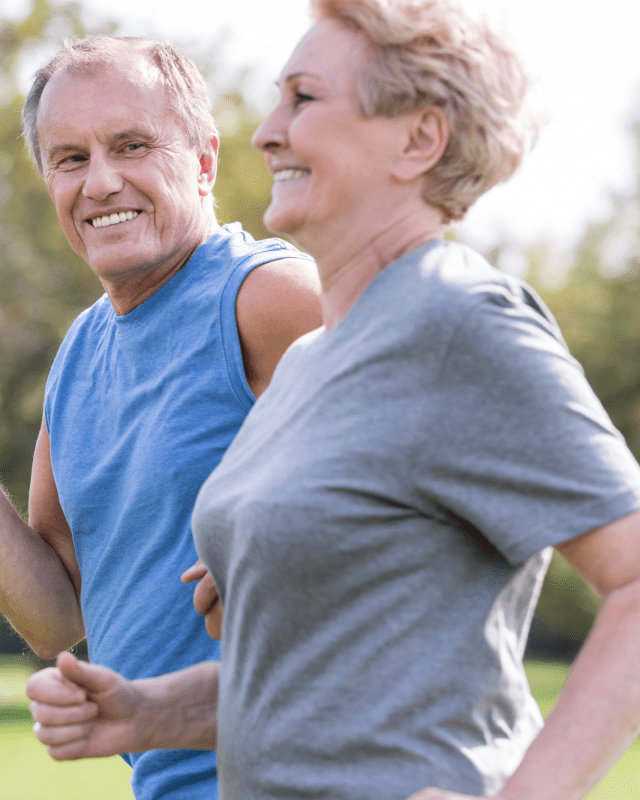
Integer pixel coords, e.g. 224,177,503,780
44,224,310,799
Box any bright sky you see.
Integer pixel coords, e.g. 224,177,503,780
6,0,640,250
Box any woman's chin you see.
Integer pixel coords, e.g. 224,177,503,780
263,205,301,241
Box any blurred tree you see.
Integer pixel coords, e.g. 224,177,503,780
0,1,108,518
0,5,277,519
0,0,108,659
0,3,275,659
3,3,638,667
523,108,640,659
212,88,276,242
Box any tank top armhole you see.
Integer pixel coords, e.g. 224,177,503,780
218,243,312,410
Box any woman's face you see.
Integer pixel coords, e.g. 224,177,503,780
252,19,411,254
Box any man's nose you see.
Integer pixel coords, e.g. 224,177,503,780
82,153,124,201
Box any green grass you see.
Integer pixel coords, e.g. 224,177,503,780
525,660,640,799
1,656,132,799
1,658,639,798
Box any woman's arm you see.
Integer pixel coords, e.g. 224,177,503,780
27,651,219,760
407,507,640,800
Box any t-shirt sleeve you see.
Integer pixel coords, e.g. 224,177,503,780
412,286,640,564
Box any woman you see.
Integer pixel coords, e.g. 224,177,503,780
28,2,640,799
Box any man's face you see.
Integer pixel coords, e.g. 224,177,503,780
36,60,217,288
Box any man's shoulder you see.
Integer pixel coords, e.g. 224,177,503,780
234,255,322,396
59,293,113,345
204,223,313,268
237,256,321,326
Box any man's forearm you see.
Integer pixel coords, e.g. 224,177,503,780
134,661,219,752
0,487,84,658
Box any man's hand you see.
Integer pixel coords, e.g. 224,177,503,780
27,651,144,760
181,559,223,640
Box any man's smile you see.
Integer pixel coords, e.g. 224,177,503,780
88,210,140,228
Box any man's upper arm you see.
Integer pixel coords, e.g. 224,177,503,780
29,416,82,597
236,257,323,397
556,507,640,598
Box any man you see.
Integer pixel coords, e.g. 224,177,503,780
0,35,321,799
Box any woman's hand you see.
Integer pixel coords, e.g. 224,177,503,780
27,651,144,760
181,559,223,640
406,791,491,800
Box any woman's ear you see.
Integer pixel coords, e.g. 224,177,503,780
198,135,220,197
391,106,450,182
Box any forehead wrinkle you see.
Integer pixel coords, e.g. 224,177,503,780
112,128,156,142
45,143,81,158
43,120,160,153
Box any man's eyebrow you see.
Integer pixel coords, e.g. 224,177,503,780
45,130,154,159
45,143,83,161
111,129,153,141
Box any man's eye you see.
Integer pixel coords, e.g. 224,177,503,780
57,154,86,168
124,143,144,152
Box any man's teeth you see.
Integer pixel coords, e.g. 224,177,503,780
274,169,309,181
91,210,139,228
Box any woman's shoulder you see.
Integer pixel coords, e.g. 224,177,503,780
402,240,521,301
391,240,559,334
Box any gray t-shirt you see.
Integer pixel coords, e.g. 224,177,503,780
192,240,640,800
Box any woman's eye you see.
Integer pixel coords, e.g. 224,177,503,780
124,143,144,152
294,92,314,107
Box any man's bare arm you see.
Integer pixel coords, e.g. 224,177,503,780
182,256,322,637
236,256,322,398
28,651,218,759
0,416,84,659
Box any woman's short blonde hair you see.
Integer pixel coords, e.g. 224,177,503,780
311,0,537,222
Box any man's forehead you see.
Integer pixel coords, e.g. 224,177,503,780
44,54,163,97
37,60,171,134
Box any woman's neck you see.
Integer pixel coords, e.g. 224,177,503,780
314,211,444,331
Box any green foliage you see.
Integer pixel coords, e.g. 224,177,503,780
520,111,640,658
0,4,277,518
1,721,132,799
531,113,640,458
524,660,640,799
0,2,105,514
527,552,601,660
0,0,277,655
212,93,276,242
1,3,640,668
542,253,640,459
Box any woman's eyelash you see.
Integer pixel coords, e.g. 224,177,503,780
294,91,314,106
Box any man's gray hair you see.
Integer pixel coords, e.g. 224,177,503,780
22,35,218,174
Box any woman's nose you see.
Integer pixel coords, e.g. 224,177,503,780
252,106,287,153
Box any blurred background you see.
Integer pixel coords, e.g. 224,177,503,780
2,0,640,797
1,0,639,668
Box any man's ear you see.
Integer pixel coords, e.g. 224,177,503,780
391,106,450,182
198,135,219,197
